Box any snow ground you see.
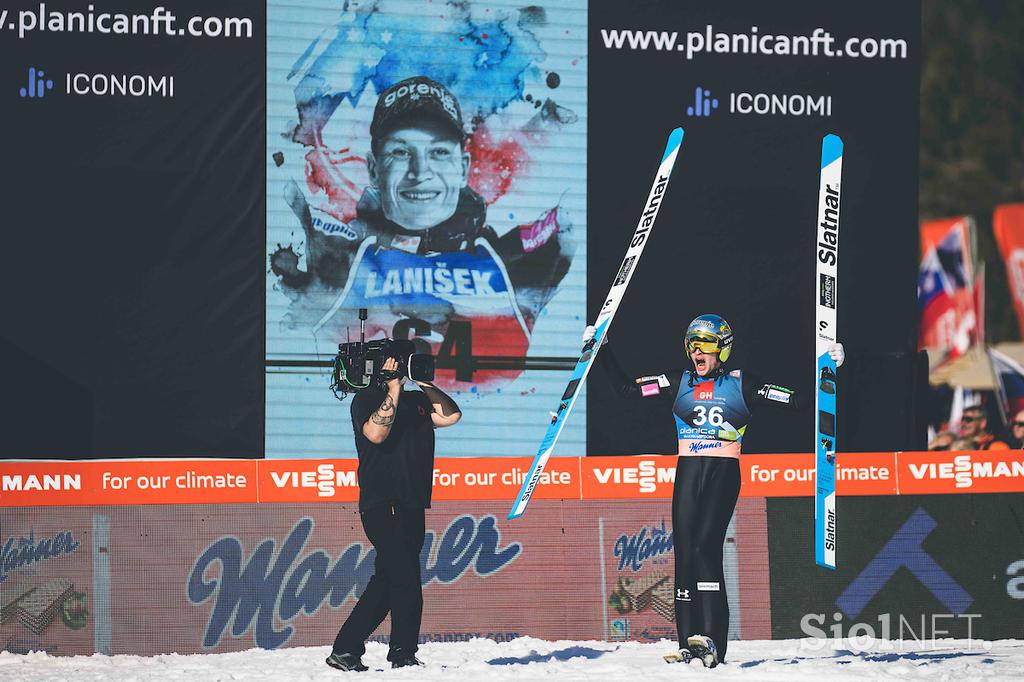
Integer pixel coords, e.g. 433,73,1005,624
1,637,1020,681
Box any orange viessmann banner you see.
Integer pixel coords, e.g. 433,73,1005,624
580,453,899,499
256,457,580,504
0,451,1021,507
428,457,579,502
897,450,1024,495
0,459,258,507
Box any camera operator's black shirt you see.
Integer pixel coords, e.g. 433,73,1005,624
351,387,435,512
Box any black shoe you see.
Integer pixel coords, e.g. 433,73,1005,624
389,654,424,669
326,651,368,672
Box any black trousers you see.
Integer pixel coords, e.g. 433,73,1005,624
333,505,426,660
672,456,741,662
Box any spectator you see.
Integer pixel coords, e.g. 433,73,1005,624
1009,409,1024,449
959,405,1010,450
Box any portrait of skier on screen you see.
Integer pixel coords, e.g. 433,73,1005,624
272,75,575,389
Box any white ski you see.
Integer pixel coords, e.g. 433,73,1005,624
508,128,685,519
814,134,843,569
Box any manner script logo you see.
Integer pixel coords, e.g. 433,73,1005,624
614,521,673,571
187,514,521,650
0,529,80,582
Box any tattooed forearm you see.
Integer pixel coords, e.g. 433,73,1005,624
370,395,396,426
370,412,395,426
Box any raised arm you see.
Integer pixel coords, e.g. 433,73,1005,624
361,358,403,443
583,324,680,400
414,380,462,428
742,343,845,412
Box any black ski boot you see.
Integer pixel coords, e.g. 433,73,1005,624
325,651,369,672
687,634,719,668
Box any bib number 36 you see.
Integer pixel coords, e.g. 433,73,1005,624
692,405,724,426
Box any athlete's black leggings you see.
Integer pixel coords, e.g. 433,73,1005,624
672,456,741,662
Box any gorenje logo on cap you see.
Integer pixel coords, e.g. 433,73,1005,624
383,81,458,121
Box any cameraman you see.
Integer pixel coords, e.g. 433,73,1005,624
327,357,461,671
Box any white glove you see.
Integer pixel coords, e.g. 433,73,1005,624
582,325,608,348
828,342,845,368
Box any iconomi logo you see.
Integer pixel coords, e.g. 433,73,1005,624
686,86,718,117
19,67,53,98
16,66,175,99
684,85,832,118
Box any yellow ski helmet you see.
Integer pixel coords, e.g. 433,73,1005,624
685,314,734,363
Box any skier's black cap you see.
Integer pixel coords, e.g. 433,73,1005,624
370,76,466,142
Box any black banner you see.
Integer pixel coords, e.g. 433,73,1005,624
1,1,265,458
768,494,1024,640
587,1,921,455
2,0,924,460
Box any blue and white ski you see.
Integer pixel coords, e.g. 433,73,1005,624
508,128,685,520
814,134,843,569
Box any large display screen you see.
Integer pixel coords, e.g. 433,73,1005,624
266,0,588,458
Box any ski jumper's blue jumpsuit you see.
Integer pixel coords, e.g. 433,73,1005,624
603,353,798,662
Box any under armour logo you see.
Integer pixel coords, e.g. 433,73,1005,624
676,588,690,600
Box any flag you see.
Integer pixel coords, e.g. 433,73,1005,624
988,347,1024,424
918,218,978,362
920,216,975,282
918,246,954,336
993,204,1024,338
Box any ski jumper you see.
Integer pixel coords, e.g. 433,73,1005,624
604,352,797,662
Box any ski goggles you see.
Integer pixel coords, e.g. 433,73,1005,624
685,333,723,354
